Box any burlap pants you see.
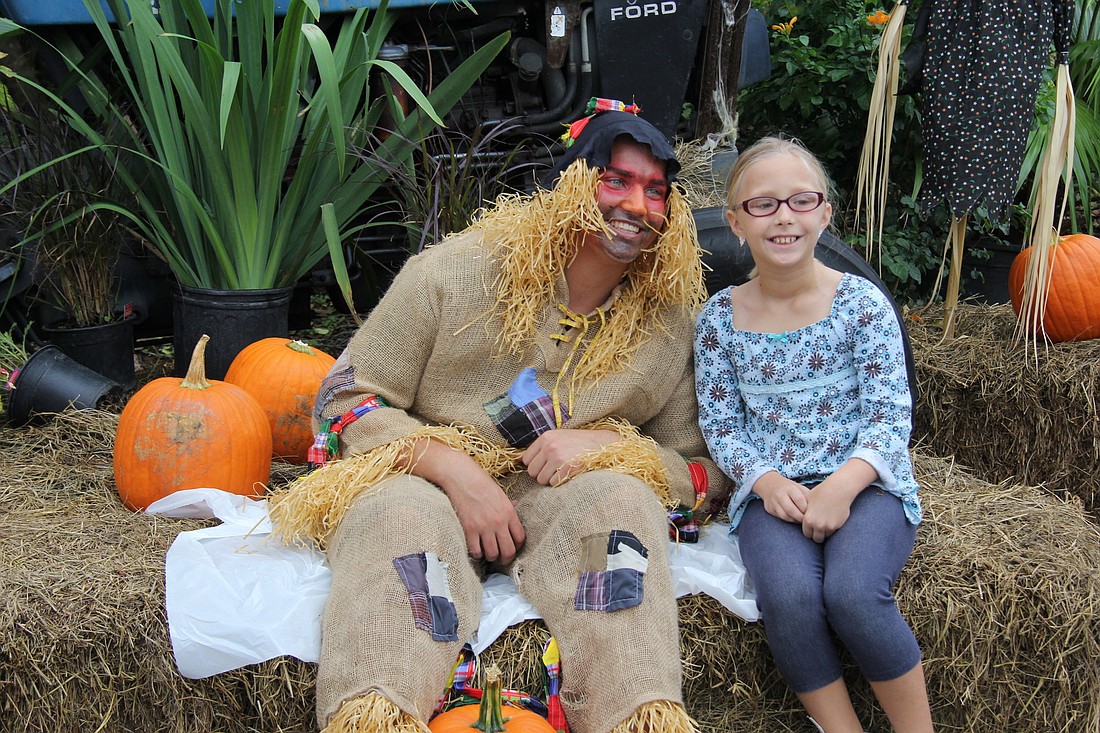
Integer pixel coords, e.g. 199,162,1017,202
317,470,683,733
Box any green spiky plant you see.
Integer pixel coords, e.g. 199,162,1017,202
0,0,508,306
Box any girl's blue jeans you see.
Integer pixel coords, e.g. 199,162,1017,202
738,487,921,694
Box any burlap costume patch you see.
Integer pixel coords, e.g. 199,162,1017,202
574,530,648,611
393,552,459,641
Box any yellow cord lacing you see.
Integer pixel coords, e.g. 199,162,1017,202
548,303,607,427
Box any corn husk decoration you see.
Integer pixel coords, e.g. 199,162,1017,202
854,0,909,268
1012,52,1077,358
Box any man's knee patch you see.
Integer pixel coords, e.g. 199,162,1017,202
392,552,460,641
574,530,648,611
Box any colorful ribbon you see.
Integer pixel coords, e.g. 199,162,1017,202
306,394,387,468
560,97,642,148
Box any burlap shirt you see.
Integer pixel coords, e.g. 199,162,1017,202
317,229,725,505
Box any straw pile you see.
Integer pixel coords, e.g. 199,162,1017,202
2,411,1098,732
907,301,1100,516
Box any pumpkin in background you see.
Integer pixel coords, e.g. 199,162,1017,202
224,338,336,463
429,665,557,733
1009,234,1100,343
113,335,272,511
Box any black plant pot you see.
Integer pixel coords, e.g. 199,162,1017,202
5,345,121,427
42,313,140,390
172,285,294,380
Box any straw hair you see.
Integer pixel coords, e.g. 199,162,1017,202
474,158,706,385
322,692,429,733
855,1,908,267
608,700,698,733
1013,62,1077,357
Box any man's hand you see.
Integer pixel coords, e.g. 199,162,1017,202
753,471,809,523
521,429,620,486
405,439,525,564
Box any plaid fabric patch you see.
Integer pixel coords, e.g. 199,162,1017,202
667,507,700,543
520,396,561,435
574,530,648,611
484,371,567,448
392,552,459,642
313,363,355,422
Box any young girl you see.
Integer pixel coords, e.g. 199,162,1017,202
694,137,934,733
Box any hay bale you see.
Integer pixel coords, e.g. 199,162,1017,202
2,413,1098,732
907,302,1100,515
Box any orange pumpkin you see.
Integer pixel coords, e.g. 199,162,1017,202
1009,233,1100,342
429,665,557,733
224,338,337,463
113,334,272,511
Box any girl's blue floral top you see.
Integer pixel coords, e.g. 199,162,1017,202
694,273,922,531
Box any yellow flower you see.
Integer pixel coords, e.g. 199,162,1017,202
771,16,798,35
866,10,891,25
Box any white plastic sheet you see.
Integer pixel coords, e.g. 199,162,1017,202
150,488,758,680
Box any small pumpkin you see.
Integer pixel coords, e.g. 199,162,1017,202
113,334,272,511
428,665,557,733
1009,233,1100,342
224,338,337,463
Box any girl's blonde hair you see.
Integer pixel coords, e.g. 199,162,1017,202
724,136,836,212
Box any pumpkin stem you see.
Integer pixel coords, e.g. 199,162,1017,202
473,665,510,733
287,339,316,355
180,334,212,390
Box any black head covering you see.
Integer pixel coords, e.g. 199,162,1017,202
539,111,681,190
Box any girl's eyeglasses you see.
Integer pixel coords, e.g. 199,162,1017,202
739,191,825,217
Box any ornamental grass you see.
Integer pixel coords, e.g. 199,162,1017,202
2,410,1098,732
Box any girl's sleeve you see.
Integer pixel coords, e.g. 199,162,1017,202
693,296,774,524
846,283,913,490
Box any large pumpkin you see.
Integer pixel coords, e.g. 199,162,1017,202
1009,233,1100,342
224,338,336,463
429,665,557,733
113,335,272,511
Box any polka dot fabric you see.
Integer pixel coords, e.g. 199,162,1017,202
917,0,1070,221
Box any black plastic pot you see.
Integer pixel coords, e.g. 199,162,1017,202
5,345,121,427
172,285,294,380
42,313,140,390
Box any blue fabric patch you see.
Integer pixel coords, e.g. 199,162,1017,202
574,530,648,611
393,552,459,642
508,367,548,405
485,370,567,448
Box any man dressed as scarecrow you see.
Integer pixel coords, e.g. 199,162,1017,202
269,105,726,733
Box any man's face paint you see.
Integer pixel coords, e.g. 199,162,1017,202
585,138,669,266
